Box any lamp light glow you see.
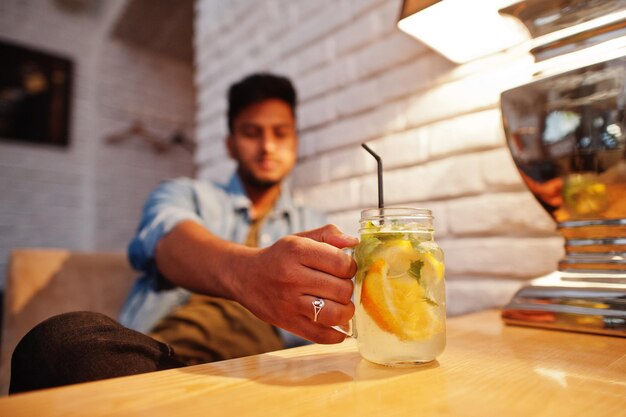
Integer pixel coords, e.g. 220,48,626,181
397,0,531,63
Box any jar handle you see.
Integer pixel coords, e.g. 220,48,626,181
332,246,357,338
332,320,355,337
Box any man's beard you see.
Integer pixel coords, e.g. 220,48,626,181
237,167,282,190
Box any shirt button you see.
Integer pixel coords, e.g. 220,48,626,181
261,234,271,245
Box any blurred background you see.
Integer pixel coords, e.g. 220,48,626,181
0,0,561,320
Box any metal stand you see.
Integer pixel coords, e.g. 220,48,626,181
501,271,626,337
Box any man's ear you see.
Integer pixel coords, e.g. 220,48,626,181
226,135,236,159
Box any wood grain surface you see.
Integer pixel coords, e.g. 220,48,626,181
1,310,624,416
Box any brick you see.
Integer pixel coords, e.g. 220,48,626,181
292,156,330,188
292,36,333,75
405,78,496,128
270,53,299,80
335,78,380,117
481,147,525,190
196,116,227,143
195,0,238,41
298,95,337,130
383,153,487,204
194,74,225,107
424,154,487,199
293,178,360,213
258,44,285,73
297,129,320,159
218,9,265,56
297,58,352,101
194,139,229,166
367,127,430,170
193,0,212,38
334,11,381,56
315,98,409,154
426,109,504,158
354,32,427,80
280,0,349,56
383,166,423,204
377,53,453,104
365,98,408,133
375,0,403,36
296,66,327,101
348,0,387,18
264,0,294,41
327,144,377,182
312,117,364,154
405,57,533,128
358,174,380,209
292,0,333,24
447,192,557,237
196,88,227,124
440,237,564,278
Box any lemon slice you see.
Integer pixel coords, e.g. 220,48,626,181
413,249,444,286
392,275,443,340
375,239,415,277
361,258,443,341
369,238,444,281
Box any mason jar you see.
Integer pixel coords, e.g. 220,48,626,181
352,207,446,366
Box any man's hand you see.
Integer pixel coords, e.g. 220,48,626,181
233,224,358,344
156,222,358,345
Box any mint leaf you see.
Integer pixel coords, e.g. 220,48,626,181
362,221,378,231
408,260,424,284
355,235,381,264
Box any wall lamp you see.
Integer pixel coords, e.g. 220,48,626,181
397,0,626,64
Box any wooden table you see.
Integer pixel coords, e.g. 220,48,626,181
0,310,624,416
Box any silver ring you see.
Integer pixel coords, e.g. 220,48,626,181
312,298,325,322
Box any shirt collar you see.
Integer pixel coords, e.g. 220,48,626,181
226,173,251,211
225,172,295,218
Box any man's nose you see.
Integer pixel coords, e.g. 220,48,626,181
260,131,278,152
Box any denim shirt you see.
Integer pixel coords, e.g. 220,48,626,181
119,173,326,347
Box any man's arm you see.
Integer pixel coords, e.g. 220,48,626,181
155,220,358,344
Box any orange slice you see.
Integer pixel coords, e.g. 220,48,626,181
361,259,396,335
361,258,443,341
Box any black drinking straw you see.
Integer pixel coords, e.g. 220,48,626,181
361,143,384,209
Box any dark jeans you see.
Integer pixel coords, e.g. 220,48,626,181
10,297,284,394
9,312,186,394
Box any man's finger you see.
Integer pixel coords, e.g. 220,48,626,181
295,224,358,249
298,269,354,304
287,315,347,344
296,240,356,278
299,295,355,326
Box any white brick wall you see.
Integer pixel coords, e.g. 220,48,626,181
194,0,563,315
0,0,195,287
92,38,195,251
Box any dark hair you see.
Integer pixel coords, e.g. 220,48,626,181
227,73,297,133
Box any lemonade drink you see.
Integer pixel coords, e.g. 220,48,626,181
353,208,445,365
